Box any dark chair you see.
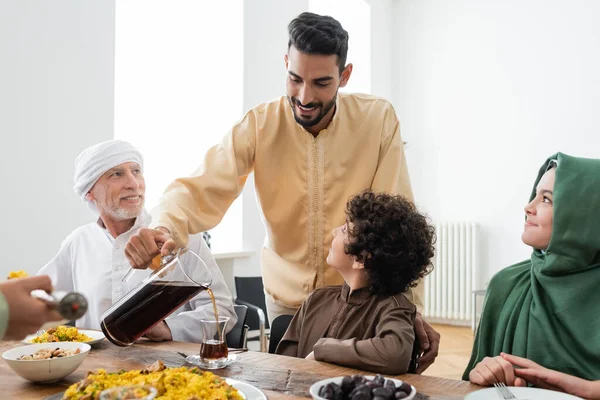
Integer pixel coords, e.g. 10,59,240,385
234,277,269,329
268,314,294,354
226,304,249,349
234,276,269,351
202,232,211,249
408,338,420,374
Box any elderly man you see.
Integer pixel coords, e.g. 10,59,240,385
38,140,236,342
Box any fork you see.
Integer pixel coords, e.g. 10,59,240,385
35,329,46,337
493,382,517,399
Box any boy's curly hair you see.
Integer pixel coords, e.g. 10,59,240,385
344,191,436,296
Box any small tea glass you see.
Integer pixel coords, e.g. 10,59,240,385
185,316,230,369
99,385,157,400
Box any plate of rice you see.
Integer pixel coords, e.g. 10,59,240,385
44,360,266,400
23,326,105,345
7,270,29,279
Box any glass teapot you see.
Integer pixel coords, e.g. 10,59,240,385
100,248,212,346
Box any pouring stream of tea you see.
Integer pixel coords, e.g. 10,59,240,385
200,288,228,360
207,287,221,338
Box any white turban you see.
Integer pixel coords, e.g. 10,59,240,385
73,140,144,213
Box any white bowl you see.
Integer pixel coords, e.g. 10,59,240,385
2,342,90,382
309,376,416,400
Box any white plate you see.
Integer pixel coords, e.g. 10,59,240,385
185,353,237,369
227,378,267,400
309,376,416,400
465,387,584,400
23,329,105,346
44,377,267,400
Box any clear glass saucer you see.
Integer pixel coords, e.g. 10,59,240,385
185,353,237,369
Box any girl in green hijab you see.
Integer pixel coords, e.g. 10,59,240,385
464,153,600,392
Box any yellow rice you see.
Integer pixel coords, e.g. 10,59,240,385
63,364,244,400
7,270,28,279
30,326,93,343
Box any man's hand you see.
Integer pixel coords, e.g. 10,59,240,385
468,355,527,387
145,321,173,342
125,227,177,269
0,275,63,340
414,313,441,373
502,353,600,398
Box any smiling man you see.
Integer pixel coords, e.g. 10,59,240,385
38,140,236,342
124,12,440,371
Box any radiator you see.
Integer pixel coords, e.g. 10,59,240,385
423,221,478,325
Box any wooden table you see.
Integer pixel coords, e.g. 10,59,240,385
0,340,480,399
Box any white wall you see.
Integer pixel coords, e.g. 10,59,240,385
392,0,600,286
369,0,395,100
235,0,309,282
113,0,244,255
0,1,115,279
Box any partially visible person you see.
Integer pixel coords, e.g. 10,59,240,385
465,153,600,386
38,140,236,343
0,275,63,340
275,191,435,374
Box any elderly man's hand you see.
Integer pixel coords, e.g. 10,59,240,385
125,227,177,269
145,320,173,342
414,313,441,374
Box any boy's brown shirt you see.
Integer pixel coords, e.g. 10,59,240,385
275,284,416,374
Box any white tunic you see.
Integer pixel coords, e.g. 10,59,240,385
38,210,237,343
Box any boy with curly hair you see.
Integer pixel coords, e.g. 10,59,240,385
275,191,435,374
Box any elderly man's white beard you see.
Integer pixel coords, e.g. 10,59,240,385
97,201,144,221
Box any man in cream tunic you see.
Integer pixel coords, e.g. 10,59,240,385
125,13,440,371
38,140,236,342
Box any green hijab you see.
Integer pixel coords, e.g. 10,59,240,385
463,153,600,381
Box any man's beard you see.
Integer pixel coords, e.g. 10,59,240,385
98,200,144,221
288,90,338,128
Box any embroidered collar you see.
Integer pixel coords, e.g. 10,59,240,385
340,283,372,305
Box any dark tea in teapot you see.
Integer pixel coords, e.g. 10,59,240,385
100,248,213,346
